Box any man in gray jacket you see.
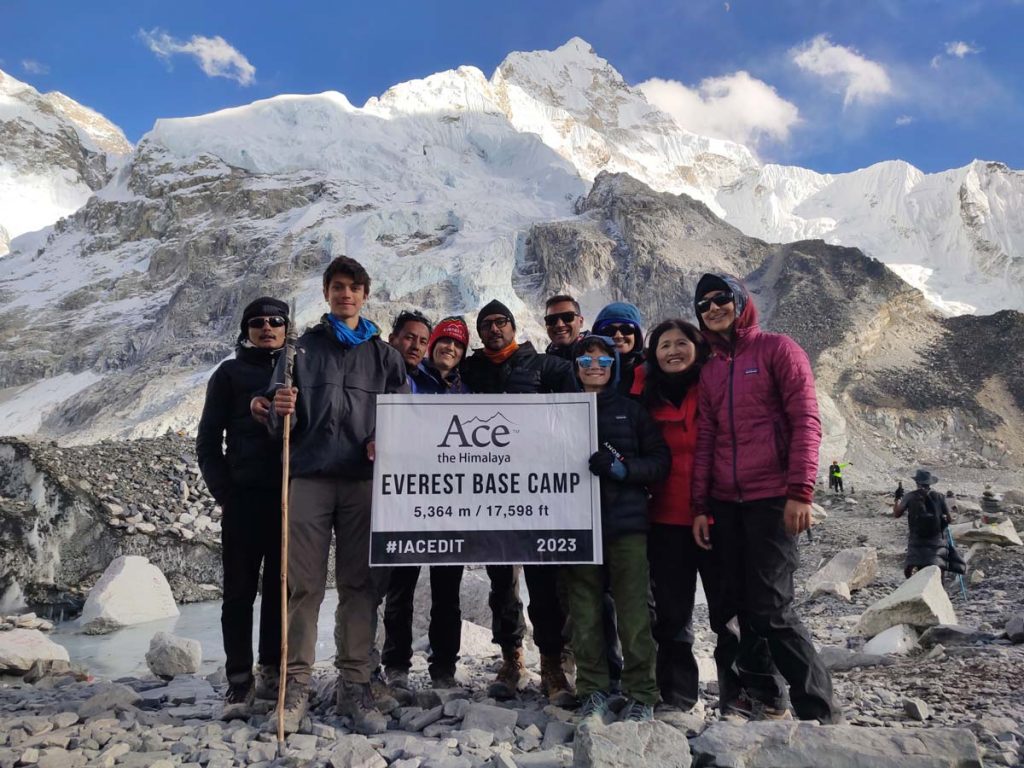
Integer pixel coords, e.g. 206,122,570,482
266,256,408,735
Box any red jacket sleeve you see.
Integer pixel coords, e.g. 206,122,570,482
771,336,822,504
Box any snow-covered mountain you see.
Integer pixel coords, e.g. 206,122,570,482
0,69,132,255
0,38,1021,453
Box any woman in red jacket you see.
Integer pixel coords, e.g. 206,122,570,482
690,273,841,724
634,319,773,714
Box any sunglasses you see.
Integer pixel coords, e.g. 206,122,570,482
598,323,637,337
479,317,511,331
544,311,579,327
696,292,735,314
577,355,614,368
247,316,287,329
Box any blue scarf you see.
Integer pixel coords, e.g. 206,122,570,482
326,314,380,348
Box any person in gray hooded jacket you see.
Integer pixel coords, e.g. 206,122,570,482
263,256,408,736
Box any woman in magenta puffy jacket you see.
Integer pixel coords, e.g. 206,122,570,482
690,273,841,724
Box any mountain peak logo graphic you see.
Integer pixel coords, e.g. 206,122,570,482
437,411,517,448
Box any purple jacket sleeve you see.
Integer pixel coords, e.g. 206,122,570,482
691,374,717,515
771,336,821,504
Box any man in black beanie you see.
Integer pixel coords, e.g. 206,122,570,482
197,296,289,720
461,298,578,705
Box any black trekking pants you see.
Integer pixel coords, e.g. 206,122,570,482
220,485,282,687
382,564,465,679
710,498,840,722
648,522,780,708
487,564,564,657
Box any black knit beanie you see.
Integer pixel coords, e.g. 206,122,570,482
476,299,516,330
240,296,290,337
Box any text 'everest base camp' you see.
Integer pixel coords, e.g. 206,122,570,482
1,31,1024,768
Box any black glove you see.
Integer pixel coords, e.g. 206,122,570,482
589,450,627,480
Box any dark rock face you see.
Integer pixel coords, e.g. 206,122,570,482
519,171,1024,472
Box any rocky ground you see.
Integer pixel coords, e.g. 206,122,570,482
2,431,1024,765
1,484,1022,765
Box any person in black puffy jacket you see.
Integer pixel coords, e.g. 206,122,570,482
459,299,577,704
196,296,288,720
568,334,670,726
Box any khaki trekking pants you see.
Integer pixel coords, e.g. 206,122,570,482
287,476,375,685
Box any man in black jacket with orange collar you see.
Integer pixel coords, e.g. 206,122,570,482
197,296,289,721
461,299,577,705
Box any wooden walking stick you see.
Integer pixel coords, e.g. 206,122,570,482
277,302,298,751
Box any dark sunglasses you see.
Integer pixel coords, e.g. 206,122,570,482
599,323,637,337
479,317,511,331
247,316,287,329
577,355,614,368
544,311,580,327
696,292,735,314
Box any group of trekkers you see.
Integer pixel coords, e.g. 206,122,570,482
196,255,845,738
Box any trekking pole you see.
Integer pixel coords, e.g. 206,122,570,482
946,527,968,602
277,301,298,752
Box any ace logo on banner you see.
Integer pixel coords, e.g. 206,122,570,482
371,393,602,565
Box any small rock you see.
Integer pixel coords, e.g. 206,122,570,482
863,624,919,656
904,697,931,721
145,632,202,678
1005,614,1024,643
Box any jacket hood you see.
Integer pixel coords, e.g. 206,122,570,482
572,334,620,390
694,272,758,338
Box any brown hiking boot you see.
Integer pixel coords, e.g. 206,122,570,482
487,646,525,700
541,653,577,708
336,680,389,735
266,680,309,735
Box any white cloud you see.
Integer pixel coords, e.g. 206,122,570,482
791,34,892,107
638,72,800,148
930,55,943,69
895,115,914,126
945,41,980,58
139,28,255,86
21,59,49,75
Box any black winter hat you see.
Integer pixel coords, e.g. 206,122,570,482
477,299,516,330
695,274,731,299
240,296,289,337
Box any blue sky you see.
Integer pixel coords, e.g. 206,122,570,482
4,0,1022,174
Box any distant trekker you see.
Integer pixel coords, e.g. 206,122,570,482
893,469,966,580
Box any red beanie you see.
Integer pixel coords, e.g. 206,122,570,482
428,317,470,355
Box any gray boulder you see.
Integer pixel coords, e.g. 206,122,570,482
328,735,387,768
1005,614,1024,643
690,721,982,767
918,625,997,648
145,632,201,678
806,547,878,594
0,628,70,673
573,720,691,767
854,566,956,638
948,519,1022,547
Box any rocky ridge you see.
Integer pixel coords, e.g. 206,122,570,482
0,434,222,614
0,68,131,255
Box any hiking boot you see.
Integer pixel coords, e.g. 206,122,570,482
754,701,792,721
576,690,611,727
267,680,309,735
620,698,655,722
719,692,756,721
430,669,459,689
384,666,414,705
336,680,388,735
541,653,577,708
220,679,255,721
487,646,525,700
254,664,280,701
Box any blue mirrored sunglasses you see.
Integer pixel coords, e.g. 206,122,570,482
576,355,614,368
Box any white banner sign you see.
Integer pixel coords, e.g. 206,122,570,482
370,393,602,565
